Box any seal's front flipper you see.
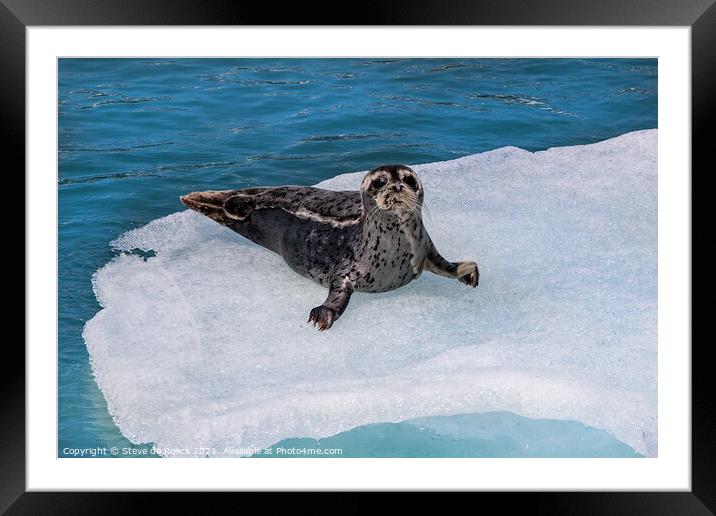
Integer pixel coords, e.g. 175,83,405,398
307,279,353,331
425,248,479,288
307,306,336,331
455,261,479,288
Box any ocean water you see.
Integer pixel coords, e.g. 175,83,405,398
258,412,641,458
59,58,657,458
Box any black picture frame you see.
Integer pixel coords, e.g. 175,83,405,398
6,0,709,512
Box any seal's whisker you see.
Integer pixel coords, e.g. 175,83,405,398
364,205,382,226
360,205,386,246
367,209,386,232
421,199,434,227
401,195,422,217
402,191,423,212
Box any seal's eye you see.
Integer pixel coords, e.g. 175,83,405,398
370,178,387,190
402,175,418,190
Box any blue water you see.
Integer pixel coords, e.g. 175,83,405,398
257,412,641,458
58,58,656,457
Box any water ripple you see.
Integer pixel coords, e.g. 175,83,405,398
615,87,653,95
248,154,316,162
80,96,170,109
429,63,469,72
299,134,382,143
59,142,175,153
381,95,472,109
59,160,249,185
362,59,403,64
466,92,545,106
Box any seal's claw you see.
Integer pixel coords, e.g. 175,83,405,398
308,306,336,331
457,261,479,288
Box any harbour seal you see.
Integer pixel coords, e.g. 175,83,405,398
180,165,479,330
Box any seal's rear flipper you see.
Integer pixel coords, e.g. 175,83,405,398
181,190,237,225
181,188,270,224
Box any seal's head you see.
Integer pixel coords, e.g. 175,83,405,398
360,165,424,218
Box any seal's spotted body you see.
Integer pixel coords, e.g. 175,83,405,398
181,165,479,330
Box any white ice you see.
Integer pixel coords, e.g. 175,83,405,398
83,129,658,456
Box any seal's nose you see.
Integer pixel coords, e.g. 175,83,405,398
391,183,403,193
